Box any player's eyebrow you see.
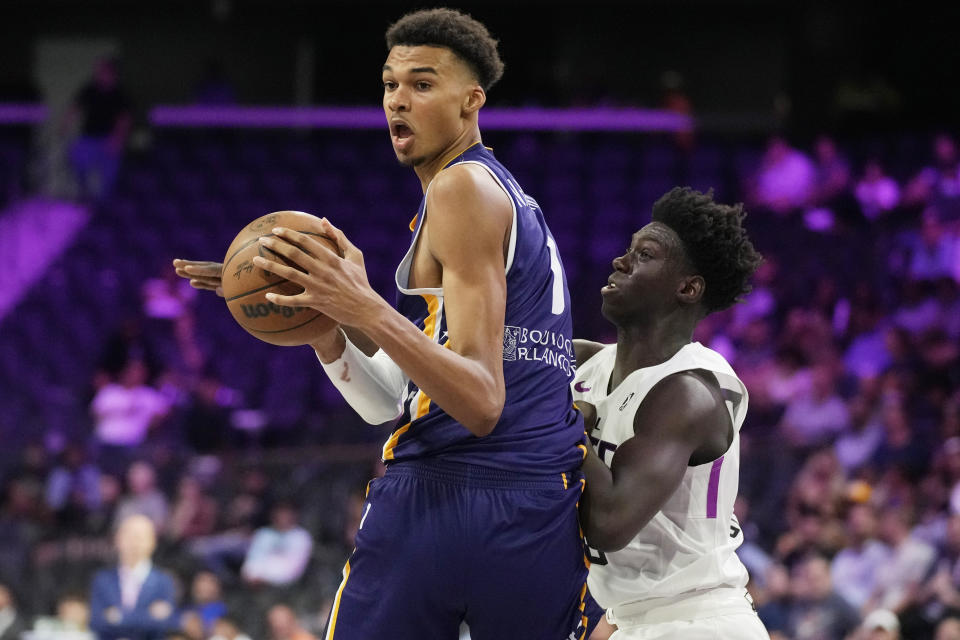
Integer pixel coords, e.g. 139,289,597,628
382,64,439,75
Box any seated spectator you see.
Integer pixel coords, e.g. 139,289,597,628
785,553,861,640
210,616,253,640
0,584,27,640
90,515,178,640
835,394,886,475
938,616,960,640
779,362,850,450
831,503,891,610
32,593,94,638
867,506,937,615
904,133,960,220
46,444,103,532
267,604,316,640
856,608,901,640
91,359,171,464
181,571,226,635
165,477,218,543
114,462,169,531
909,210,958,283
240,501,313,588
855,159,901,222
811,135,852,207
750,135,817,216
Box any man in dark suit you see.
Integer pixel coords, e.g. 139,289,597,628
90,514,178,639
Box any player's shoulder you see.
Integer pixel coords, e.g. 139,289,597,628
642,369,728,427
428,162,508,209
573,339,608,367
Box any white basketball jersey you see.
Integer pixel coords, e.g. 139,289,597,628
572,342,751,610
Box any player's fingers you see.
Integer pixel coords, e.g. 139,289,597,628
319,218,363,262
263,291,302,307
268,228,339,267
174,259,223,278
188,279,219,292
251,254,308,286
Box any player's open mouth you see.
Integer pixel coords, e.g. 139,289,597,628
602,278,618,294
391,121,414,152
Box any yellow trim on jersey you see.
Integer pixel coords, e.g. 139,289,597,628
561,472,568,489
325,560,351,639
409,213,418,232
577,443,588,460
577,581,589,640
381,294,440,461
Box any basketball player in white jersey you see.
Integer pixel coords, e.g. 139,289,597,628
572,187,768,639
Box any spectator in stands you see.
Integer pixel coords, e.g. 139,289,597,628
855,158,901,222
750,135,817,216
181,571,226,635
856,609,901,640
831,502,891,610
779,362,850,450
835,394,886,475
90,514,178,640
91,358,171,465
810,135,853,225
266,604,316,640
872,398,932,479
210,616,253,640
909,209,958,282
46,443,103,532
240,501,312,588
32,593,93,637
0,583,27,640
785,553,861,640
904,133,960,220
867,505,937,615
65,57,131,201
938,617,960,640
114,461,169,531
165,476,218,544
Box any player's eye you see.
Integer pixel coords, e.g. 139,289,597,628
383,81,397,91
416,81,431,91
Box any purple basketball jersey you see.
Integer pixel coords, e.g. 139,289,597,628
386,143,584,473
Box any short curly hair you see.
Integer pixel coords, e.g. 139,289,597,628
385,8,505,91
652,187,762,313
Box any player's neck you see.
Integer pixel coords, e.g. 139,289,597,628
414,126,483,192
611,321,693,388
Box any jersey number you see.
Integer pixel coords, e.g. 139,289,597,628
546,236,565,315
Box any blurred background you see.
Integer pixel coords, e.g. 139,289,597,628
0,1,958,639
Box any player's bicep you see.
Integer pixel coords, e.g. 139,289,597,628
426,166,511,362
574,339,606,367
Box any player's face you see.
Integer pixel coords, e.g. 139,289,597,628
382,45,477,167
600,222,690,324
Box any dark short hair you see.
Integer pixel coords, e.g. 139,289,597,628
385,8,505,91
652,187,762,313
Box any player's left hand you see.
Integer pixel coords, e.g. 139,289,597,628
253,218,387,329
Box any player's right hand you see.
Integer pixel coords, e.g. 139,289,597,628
172,259,224,296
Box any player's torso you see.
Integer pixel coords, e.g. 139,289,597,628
572,343,751,609
386,143,584,473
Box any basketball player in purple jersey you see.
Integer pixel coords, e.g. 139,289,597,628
572,188,768,639
174,9,593,639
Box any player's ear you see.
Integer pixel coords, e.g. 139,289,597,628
677,275,705,305
463,85,485,115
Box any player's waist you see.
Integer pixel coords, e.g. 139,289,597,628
606,587,756,626
385,459,578,491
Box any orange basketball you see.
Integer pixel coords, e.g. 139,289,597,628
222,211,340,346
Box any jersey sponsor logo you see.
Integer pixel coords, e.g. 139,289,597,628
501,325,575,376
574,381,591,393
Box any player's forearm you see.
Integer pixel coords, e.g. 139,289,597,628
357,298,504,437
580,448,629,551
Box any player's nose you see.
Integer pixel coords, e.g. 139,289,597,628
387,88,410,112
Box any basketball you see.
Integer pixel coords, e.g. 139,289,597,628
221,210,341,346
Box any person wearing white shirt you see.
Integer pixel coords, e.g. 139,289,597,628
241,502,313,587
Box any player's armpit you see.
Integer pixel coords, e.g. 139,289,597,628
579,372,729,551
